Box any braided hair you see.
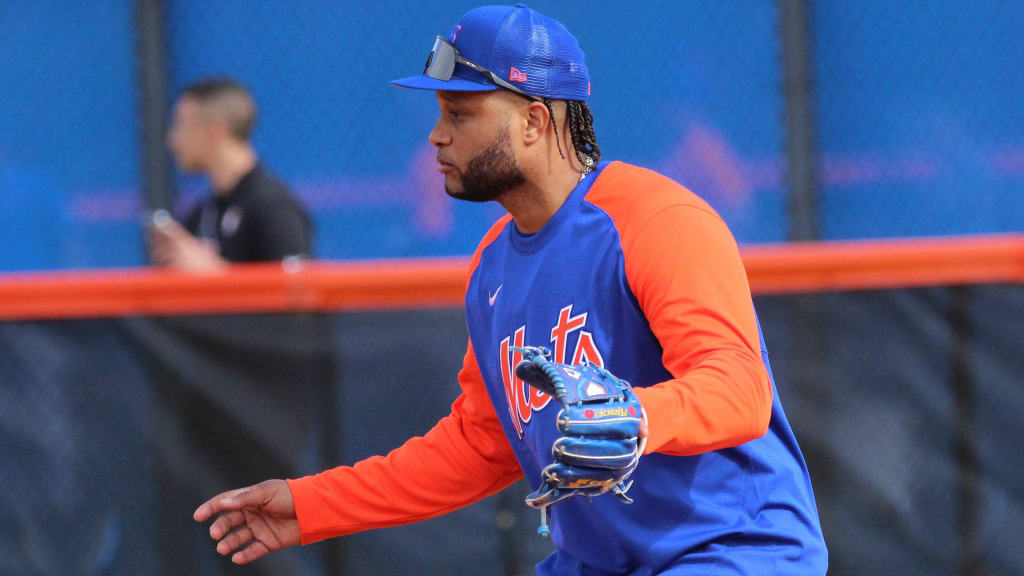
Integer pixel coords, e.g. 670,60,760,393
542,99,601,169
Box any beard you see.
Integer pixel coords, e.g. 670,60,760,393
445,126,526,203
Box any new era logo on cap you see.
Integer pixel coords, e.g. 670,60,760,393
509,67,528,82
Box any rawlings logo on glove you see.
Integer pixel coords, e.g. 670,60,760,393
512,346,647,537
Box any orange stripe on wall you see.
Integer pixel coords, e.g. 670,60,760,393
0,258,469,321
0,235,1019,321
742,234,1024,294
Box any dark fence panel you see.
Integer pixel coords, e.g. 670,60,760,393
0,320,155,575
0,285,1020,574
759,285,1023,575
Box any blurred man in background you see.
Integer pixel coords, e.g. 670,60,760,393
150,78,312,271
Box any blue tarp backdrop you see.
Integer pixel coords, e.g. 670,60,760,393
1,1,1021,271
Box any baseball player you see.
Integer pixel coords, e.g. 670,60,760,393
194,5,828,574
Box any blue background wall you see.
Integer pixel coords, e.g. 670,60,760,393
0,1,1021,271
812,2,1024,239
0,1,142,270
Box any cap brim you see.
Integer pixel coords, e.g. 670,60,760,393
390,74,498,92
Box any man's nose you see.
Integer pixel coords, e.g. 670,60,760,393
429,119,450,147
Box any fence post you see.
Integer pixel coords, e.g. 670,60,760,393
950,286,983,576
778,0,819,242
135,0,173,218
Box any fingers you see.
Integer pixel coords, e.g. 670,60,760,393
194,485,257,521
147,217,200,265
216,525,254,556
213,525,271,566
232,541,271,565
218,485,273,512
193,496,223,522
209,510,246,540
150,245,177,266
152,215,189,239
148,224,198,268
148,231,175,265
194,479,284,521
194,481,297,566
148,221,189,249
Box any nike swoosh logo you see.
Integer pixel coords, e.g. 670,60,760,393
488,285,502,306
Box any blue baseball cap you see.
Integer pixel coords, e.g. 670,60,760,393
391,3,591,101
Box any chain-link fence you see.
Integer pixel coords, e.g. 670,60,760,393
0,1,144,271
6,1,1019,271
159,0,788,260
1,285,1021,575
4,1,1019,270
812,1,1024,239
0,321,156,575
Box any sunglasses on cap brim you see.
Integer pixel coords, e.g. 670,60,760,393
423,36,540,101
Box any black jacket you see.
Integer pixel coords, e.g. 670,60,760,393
183,164,312,262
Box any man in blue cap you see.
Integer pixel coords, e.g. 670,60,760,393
194,5,828,574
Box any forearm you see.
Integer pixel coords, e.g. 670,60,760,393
287,342,522,544
633,347,771,456
287,413,522,544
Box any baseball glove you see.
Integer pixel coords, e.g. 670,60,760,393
513,346,646,536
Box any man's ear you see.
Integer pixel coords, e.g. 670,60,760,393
206,119,228,142
522,100,551,146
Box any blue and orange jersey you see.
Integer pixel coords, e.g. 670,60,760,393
287,161,827,574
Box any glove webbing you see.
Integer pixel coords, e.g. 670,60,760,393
512,347,561,536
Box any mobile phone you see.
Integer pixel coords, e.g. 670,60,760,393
143,209,173,230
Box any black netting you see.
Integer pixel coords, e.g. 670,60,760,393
0,286,1021,574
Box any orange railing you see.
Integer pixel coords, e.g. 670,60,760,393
0,234,1020,321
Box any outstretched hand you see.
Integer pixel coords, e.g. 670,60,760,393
193,479,301,565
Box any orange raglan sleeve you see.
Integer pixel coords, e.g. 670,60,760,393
626,204,773,456
285,341,523,545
